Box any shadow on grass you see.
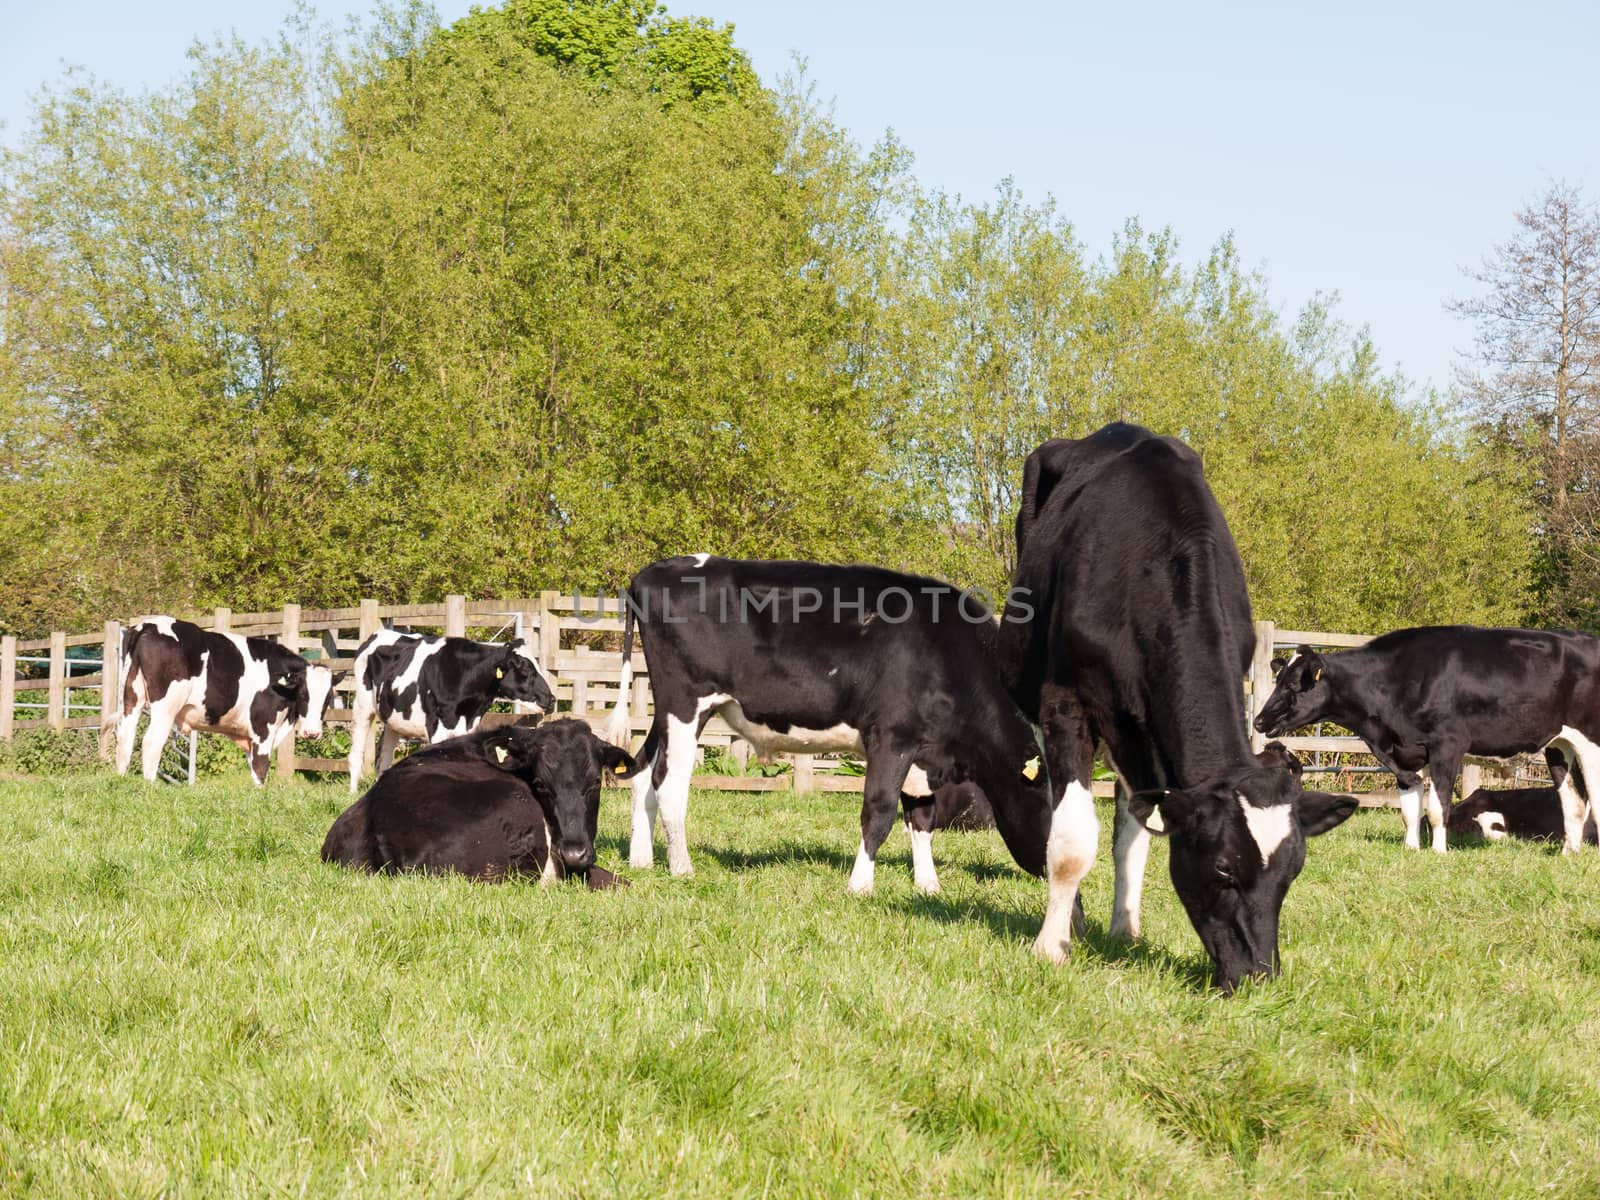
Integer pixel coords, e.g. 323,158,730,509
698,842,858,875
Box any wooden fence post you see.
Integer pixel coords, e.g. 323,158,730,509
538,592,560,681
793,754,815,794
213,607,232,633
277,603,301,781
0,635,14,742
99,621,121,760
445,595,466,638
1249,619,1275,753
358,599,379,771
48,631,67,732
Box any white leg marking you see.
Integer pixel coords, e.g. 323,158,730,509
1109,798,1150,940
629,756,659,869
1550,727,1599,856
659,705,723,877
1425,779,1448,854
1399,784,1423,850
114,676,145,776
1473,812,1508,841
140,694,184,782
908,823,939,894
1034,780,1099,964
847,840,876,895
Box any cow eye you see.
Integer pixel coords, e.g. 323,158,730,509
1216,867,1238,887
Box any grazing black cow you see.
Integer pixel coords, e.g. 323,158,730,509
322,719,640,886
346,629,556,792
999,424,1356,991
1253,626,1600,855
113,616,341,785
603,556,1053,896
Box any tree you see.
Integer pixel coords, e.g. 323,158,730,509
1451,180,1600,627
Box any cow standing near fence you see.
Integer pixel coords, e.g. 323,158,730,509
113,616,340,785
1254,626,1600,854
346,629,556,791
999,424,1356,991
604,556,1054,896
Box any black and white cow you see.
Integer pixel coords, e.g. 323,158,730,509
999,424,1357,991
113,615,341,786
1253,626,1600,855
346,629,556,792
322,719,640,887
603,556,1053,895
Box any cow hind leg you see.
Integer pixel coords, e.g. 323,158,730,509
1425,752,1463,855
139,697,182,782
1033,686,1099,965
114,680,146,776
902,796,939,895
847,743,915,896
1397,774,1424,851
375,726,402,777
1109,784,1151,941
346,697,374,793
657,713,703,877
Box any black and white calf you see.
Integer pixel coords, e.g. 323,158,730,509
999,424,1356,991
346,630,556,792
604,556,1053,895
322,719,640,887
1254,626,1600,855
113,616,340,785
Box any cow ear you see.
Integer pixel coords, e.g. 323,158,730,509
1297,790,1358,837
598,742,643,779
1270,655,1289,675
1127,788,1191,837
479,729,527,769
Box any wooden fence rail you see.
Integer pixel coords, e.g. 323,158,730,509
3,605,1505,798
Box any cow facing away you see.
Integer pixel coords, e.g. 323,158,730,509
1254,626,1600,855
999,424,1356,992
323,719,640,885
113,616,341,786
345,629,555,792
604,556,1054,896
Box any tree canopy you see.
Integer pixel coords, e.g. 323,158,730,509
0,0,1537,637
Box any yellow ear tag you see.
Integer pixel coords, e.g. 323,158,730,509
1021,756,1041,781
495,667,504,679
613,763,628,775
493,745,509,763
1313,668,1323,682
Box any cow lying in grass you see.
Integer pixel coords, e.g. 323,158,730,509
322,719,640,888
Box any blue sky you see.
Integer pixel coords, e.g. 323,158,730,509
5,0,1597,394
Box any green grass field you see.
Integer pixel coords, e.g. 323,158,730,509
1,771,1598,1198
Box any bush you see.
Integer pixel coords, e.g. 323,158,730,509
0,728,104,775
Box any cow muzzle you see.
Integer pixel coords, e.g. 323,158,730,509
559,844,594,871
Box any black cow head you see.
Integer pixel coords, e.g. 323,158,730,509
1128,761,1356,993
493,641,557,714
479,718,642,872
1252,645,1333,738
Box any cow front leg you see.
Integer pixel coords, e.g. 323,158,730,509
1548,733,1598,855
1109,783,1150,940
346,696,374,793
248,741,271,787
1034,685,1098,964
848,743,915,896
901,796,939,895
629,750,661,869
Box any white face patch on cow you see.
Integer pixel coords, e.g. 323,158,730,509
691,552,711,567
1473,811,1508,840
1236,792,1294,866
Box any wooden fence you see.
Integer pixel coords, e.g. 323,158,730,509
0,605,1500,797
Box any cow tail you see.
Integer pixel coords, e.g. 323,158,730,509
603,586,636,750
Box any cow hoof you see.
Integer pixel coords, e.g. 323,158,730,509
1032,935,1069,965
846,881,874,898
1108,920,1139,942
914,879,941,896
629,851,655,870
